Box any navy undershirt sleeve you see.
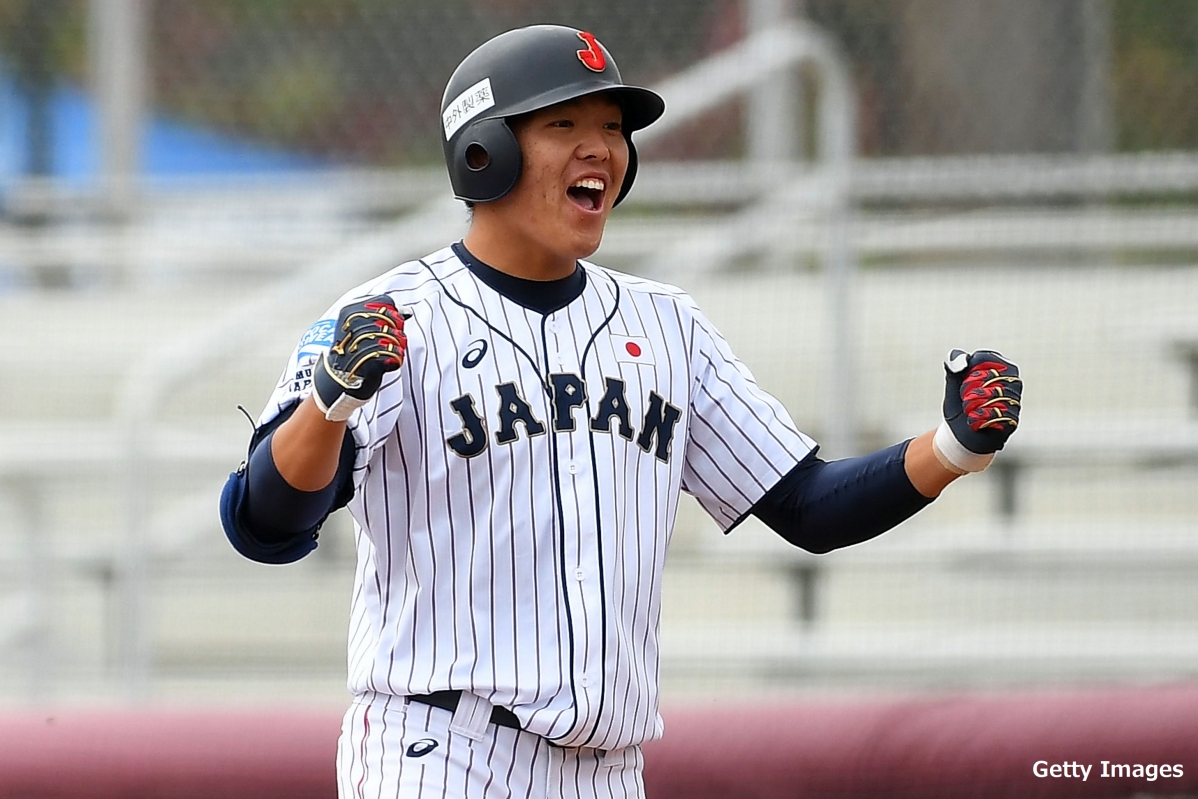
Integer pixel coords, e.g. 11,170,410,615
750,440,933,554
245,429,354,543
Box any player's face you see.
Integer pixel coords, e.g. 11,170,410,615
503,95,629,262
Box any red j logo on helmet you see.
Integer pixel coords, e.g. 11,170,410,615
576,32,606,72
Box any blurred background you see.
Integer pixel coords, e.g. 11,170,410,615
0,0,1196,721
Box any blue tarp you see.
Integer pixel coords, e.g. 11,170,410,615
0,76,324,182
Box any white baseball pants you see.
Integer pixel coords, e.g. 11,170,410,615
337,691,645,798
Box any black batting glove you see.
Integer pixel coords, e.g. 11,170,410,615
312,296,410,422
933,349,1022,474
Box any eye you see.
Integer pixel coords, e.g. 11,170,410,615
604,121,623,132
550,119,574,129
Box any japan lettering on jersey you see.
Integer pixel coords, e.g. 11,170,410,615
258,246,815,751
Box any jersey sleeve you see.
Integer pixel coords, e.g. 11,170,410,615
257,293,405,490
680,302,817,532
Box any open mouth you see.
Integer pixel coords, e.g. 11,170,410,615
567,177,606,213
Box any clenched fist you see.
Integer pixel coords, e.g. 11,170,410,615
933,349,1022,474
312,295,411,422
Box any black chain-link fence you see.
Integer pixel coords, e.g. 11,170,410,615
3,0,1198,172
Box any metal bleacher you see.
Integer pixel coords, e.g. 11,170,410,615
2,19,1198,703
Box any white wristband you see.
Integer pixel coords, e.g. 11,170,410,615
312,390,367,423
932,420,995,474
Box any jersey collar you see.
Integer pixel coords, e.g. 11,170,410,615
453,241,587,315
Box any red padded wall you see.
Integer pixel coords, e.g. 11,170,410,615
0,709,341,798
1,685,1195,798
642,684,1198,798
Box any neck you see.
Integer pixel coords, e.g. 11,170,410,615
463,208,578,281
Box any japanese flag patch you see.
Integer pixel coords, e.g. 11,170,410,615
614,336,654,365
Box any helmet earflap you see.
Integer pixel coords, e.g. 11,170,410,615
450,117,523,203
613,137,639,207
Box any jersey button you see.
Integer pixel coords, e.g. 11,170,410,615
579,676,590,687
567,462,579,474
574,568,585,581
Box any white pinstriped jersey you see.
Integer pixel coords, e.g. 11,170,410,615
260,245,816,751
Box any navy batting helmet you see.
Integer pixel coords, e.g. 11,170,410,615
440,25,665,206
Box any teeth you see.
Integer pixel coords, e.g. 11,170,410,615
572,178,605,191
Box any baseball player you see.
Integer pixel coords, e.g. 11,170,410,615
220,25,1022,799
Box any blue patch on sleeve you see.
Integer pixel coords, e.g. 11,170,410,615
297,319,336,359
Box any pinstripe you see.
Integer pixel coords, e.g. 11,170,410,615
478,360,503,697
438,714,451,799
444,290,476,686
552,748,566,797
479,725,501,798
610,751,630,799
432,289,462,689
576,277,619,748
376,695,392,798
542,313,582,743
423,335,452,691
377,442,396,693
401,306,435,690
546,309,591,741
569,282,618,740
453,304,490,695
569,297,616,746
493,298,544,705
356,703,370,799
384,422,412,693
616,297,657,747
498,296,556,714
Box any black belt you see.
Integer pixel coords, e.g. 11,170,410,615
407,690,522,731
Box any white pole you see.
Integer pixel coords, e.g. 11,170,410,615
16,479,51,699
745,0,804,275
817,32,857,459
92,0,151,697
90,0,147,219
1078,0,1113,155
745,0,800,165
